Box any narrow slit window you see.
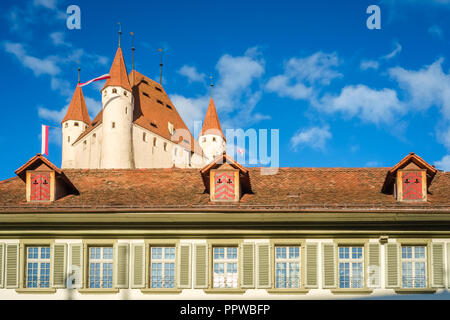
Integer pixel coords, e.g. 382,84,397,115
112,122,115,129
74,122,79,127
112,88,117,94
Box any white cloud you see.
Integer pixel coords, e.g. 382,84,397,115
382,42,402,60
291,126,332,151
429,25,444,39
177,65,205,83
4,41,61,76
172,47,267,130
389,58,450,118
50,31,71,47
317,85,403,124
434,155,450,171
437,127,450,149
266,51,341,100
360,60,380,70
38,105,67,123
33,0,58,10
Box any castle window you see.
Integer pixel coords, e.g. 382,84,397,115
65,123,68,128
164,142,168,152
67,136,70,143
213,137,216,142
103,90,107,96
168,122,174,135
143,92,150,98
156,99,164,105
112,122,115,129
153,137,157,147
141,80,149,85
92,133,96,144
125,107,127,114
166,104,172,110
74,122,79,127
83,140,87,150
155,86,162,92
112,88,117,94
124,91,127,96
150,121,157,128
26,246,51,288
143,132,147,142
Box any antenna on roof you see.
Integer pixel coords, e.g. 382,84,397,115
210,75,214,98
158,48,163,85
118,22,122,48
77,60,81,84
130,32,135,85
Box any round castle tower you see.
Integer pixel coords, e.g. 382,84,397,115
100,47,134,169
198,98,226,162
61,86,91,169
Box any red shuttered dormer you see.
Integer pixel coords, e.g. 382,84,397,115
200,153,251,202
382,152,438,202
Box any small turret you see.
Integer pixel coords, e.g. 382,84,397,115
198,98,226,162
61,85,91,168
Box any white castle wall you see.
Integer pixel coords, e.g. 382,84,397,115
198,133,226,163
61,120,89,169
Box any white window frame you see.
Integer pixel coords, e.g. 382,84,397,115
338,246,364,289
88,247,114,289
26,246,51,288
150,246,176,289
213,246,238,288
401,245,427,288
275,246,301,288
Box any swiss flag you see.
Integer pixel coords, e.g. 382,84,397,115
41,124,49,156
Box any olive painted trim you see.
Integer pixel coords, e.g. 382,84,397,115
330,289,374,294
15,288,57,294
140,289,182,294
394,288,437,294
203,289,246,294
78,288,120,294
266,289,309,294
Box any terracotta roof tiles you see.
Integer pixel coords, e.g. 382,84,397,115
61,86,91,125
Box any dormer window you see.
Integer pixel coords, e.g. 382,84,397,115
112,88,117,94
200,154,251,202
168,122,174,135
15,154,77,203
382,152,437,203
74,122,79,127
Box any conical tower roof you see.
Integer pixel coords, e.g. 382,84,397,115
200,98,225,140
102,47,132,92
61,86,91,125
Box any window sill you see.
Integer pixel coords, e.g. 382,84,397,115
78,288,120,294
203,289,246,294
15,288,57,294
330,288,374,295
267,289,309,294
140,289,182,294
394,288,437,294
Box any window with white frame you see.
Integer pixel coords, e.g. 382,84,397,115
26,246,50,288
88,247,113,288
338,246,364,288
150,247,176,288
275,246,301,288
401,246,426,288
213,247,238,288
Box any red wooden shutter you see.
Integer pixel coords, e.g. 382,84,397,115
402,171,423,200
30,173,51,201
214,172,235,201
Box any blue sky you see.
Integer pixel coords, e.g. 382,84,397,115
1,0,450,180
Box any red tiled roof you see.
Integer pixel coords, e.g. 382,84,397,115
102,47,132,92
73,109,103,145
1,167,449,211
61,86,91,125
201,98,225,140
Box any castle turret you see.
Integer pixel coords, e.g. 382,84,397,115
100,46,134,169
61,85,91,168
198,98,226,162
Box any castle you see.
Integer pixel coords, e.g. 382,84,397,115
61,46,226,169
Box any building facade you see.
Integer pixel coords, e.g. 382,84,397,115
0,151,449,300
